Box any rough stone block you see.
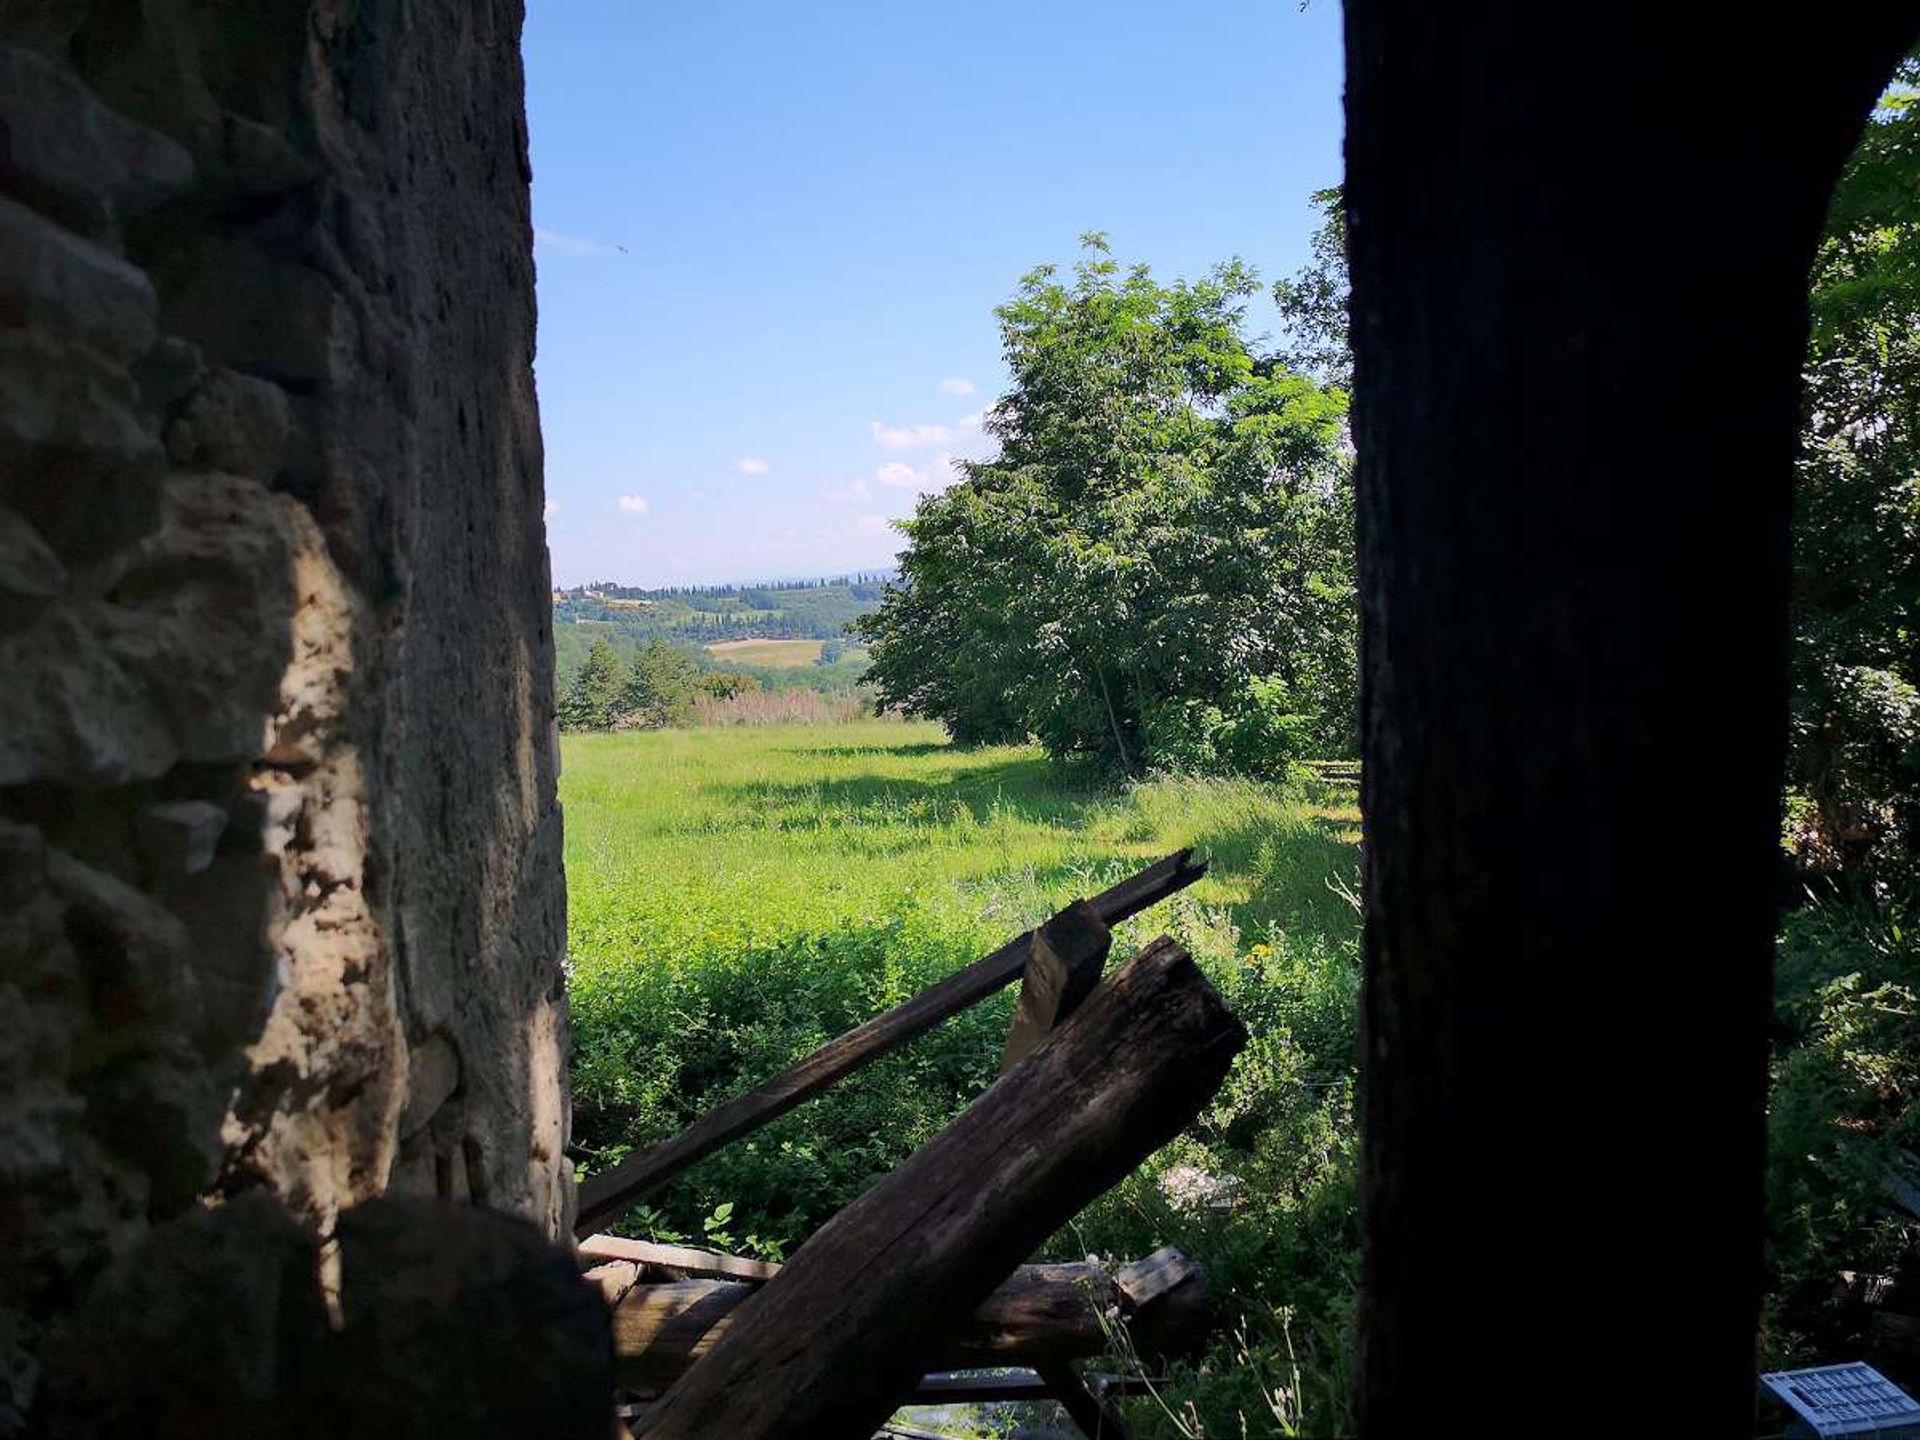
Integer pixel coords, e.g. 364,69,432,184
0,473,295,784
330,1198,613,1440
169,367,290,479
161,240,346,388
399,1032,461,1139
0,504,66,631
47,847,202,1036
0,194,158,358
35,1190,330,1440
0,45,194,232
136,800,229,878
0,330,164,561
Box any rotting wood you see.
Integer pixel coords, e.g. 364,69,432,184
633,934,1245,1440
575,849,1208,1234
1001,900,1111,1073
608,1256,1205,1393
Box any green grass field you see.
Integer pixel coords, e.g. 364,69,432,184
562,720,1363,1434
703,637,864,668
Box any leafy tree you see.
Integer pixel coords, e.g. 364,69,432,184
616,640,700,729
816,638,846,666
1272,187,1352,391
699,669,761,700
559,639,627,731
857,234,1354,771
1789,52,1920,891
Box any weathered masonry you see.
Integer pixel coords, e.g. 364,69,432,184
1,2,570,1429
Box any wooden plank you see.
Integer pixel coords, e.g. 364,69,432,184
633,935,1245,1440
1001,901,1111,1073
1115,1246,1193,1310
1039,1362,1134,1440
577,1233,781,1283
575,849,1208,1234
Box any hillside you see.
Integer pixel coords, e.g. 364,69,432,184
553,574,889,688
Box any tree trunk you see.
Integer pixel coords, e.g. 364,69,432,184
1342,5,1917,1434
634,936,1243,1440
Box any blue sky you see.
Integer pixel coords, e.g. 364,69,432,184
524,0,1344,588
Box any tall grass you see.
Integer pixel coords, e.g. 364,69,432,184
562,720,1363,1435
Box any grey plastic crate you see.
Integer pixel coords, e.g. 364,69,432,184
1758,1362,1920,1438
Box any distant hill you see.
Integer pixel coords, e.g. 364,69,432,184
552,573,891,688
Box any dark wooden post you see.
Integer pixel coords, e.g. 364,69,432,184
1342,5,1917,1433
1001,900,1111,1072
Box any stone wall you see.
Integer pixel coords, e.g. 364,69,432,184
0,1,570,1428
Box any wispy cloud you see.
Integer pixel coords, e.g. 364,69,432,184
939,377,976,395
735,457,771,476
535,226,617,257
823,479,872,503
874,461,920,487
617,494,650,514
870,419,958,450
854,514,894,536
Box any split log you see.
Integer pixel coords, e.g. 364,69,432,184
607,1254,1205,1393
1001,901,1111,1073
575,850,1208,1234
634,935,1245,1440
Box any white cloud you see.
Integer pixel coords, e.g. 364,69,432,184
823,479,872,503
534,226,616,258
617,494,650,514
543,498,559,520
854,514,893,536
870,419,958,450
735,457,771,476
874,454,966,492
939,377,976,395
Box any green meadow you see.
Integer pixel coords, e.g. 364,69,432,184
563,719,1364,1434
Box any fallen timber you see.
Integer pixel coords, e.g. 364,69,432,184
592,1249,1206,1395
633,934,1246,1440
574,849,1208,1234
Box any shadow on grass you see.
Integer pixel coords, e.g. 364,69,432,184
787,740,953,760
713,755,1112,831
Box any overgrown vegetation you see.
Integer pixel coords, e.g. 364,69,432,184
1765,53,1920,1370
564,722,1362,1435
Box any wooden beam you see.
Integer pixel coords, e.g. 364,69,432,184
1001,901,1111,1073
633,935,1244,1440
577,1234,781,1283
575,850,1208,1234
606,1256,1205,1394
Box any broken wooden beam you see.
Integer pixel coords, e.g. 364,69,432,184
603,1254,1205,1393
633,934,1244,1440
1001,901,1110,1073
574,849,1209,1234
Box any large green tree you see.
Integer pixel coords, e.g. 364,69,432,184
558,639,627,732
1790,52,1920,890
857,236,1354,772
